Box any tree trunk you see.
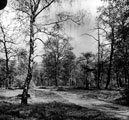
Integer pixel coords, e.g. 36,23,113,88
55,39,59,86
55,63,58,86
85,73,89,89
124,70,127,86
128,74,129,89
5,54,9,89
0,26,10,89
105,59,112,89
97,26,101,89
105,27,114,89
116,72,120,88
21,13,34,105
21,71,32,104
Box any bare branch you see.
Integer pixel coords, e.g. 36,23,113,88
8,54,17,60
81,33,98,41
94,27,109,36
35,0,55,18
42,18,69,26
33,0,41,13
34,37,46,45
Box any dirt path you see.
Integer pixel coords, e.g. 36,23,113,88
51,90,129,120
32,89,129,120
1,89,129,120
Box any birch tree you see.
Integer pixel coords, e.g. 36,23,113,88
11,0,84,104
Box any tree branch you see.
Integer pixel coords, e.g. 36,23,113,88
81,33,98,41
35,0,55,18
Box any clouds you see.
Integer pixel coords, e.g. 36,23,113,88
72,0,102,56
60,0,102,56
36,0,103,59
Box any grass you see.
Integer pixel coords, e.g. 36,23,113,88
67,89,121,102
0,88,127,120
0,101,120,120
113,97,129,106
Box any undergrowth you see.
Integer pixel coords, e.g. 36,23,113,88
0,101,120,120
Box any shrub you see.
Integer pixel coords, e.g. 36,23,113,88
120,88,129,104
0,115,12,120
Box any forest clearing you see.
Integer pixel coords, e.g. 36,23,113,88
1,0,129,120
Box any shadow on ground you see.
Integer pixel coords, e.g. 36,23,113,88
0,100,120,120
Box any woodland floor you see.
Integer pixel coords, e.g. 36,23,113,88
0,87,129,120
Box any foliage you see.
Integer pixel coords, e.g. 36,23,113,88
76,52,95,89
0,58,6,87
97,0,129,89
42,35,75,86
120,88,129,105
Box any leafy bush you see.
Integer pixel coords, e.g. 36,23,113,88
0,115,12,120
12,75,25,89
120,88,129,104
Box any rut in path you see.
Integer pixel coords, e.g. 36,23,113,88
53,90,129,120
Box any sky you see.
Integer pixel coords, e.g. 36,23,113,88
0,0,103,62
41,0,103,57
37,0,103,60
37,0,103,61
65,0,103,56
